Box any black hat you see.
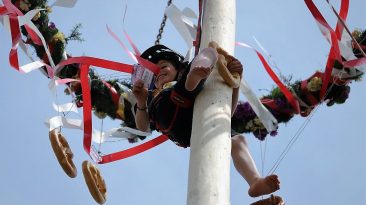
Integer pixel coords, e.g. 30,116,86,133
140,45,185,70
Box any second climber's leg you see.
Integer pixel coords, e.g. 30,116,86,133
231,134,280,197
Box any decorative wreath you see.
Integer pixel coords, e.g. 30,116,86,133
2,1,365,204
4,0,366,143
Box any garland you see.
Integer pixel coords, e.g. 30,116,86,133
11,0,144,142
232,29,365,140
7,0,365,142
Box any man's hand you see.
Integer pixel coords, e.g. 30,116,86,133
227,57,243,78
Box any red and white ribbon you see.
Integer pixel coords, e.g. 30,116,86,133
56,56,168,164
236,41,300,114
303,0,364,98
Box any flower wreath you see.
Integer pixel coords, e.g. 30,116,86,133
7,0,366,142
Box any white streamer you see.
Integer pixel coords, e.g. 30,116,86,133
165,4,196,46
235,41,279,132
18,41,48,76
18,9,56,68
92,127,151,143
1,10,51,76
314,21,365,75
19,60,47,73
181,7,198,19
52,102,78,113
118,126,151,137
45,116,83,131
240,79,278,132
338,32,366,73
165,4,197,62
48,77,79,95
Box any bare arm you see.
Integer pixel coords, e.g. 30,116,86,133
135,102,150,132
232,87,240,116
132,80,150,132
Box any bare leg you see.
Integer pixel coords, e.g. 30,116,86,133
185,66,211,91
231,134,280,197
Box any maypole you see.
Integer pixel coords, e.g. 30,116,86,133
187,0,236,205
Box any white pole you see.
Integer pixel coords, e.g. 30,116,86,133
187,0,236,205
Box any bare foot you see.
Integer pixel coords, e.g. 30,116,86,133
248,175,280,197
185,66,212,91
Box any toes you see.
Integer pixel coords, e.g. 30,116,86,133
269,174,280,183
267,175,281,190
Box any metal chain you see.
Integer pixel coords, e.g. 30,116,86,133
155,0,173,45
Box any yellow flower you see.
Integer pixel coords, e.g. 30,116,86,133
253,118,265,129
46,6,53,13
307,76,322,92
245,120,254,130
352,29,362,40
51,32,66,43
32,11,41,21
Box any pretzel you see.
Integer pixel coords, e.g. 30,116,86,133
82,161,107,204
208,41,241,88
250,194,285,205
49,129,77,178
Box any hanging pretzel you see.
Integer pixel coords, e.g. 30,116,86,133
49,129,77,178
250,194,285,205
82,161,107,204
209,41,241,88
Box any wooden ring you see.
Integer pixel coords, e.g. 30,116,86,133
82,160,107,204
217,54,241,88
49,129,77,178
209,41,241,88
250,194,285,205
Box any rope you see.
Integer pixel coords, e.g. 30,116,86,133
98,118,104,154
259,138,268,177
155,0,173,45
267,102,320,175
267,70,345,175
194,0,204,56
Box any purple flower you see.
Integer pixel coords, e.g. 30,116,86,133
49,22,56,30
234,102,257,121
253,129,268,141
270,130,278,136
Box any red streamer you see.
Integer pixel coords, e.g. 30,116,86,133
59,56,168,163
102,81,120,107
80,64,93,154
1,0,43,71
193,0,203,56
99,134,169,164
3,0,42,45
304,0,349,99
8,14,20,70
255,50,301,114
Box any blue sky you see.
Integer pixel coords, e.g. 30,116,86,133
0,0,365,204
